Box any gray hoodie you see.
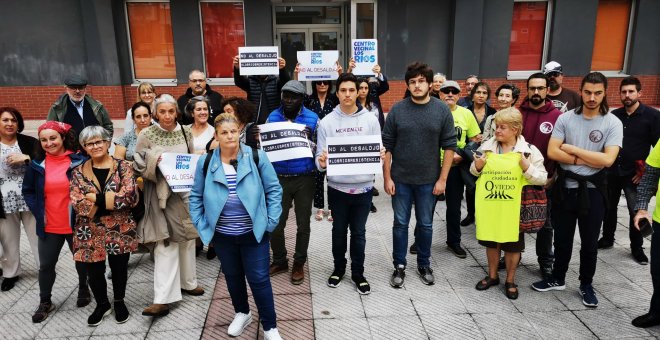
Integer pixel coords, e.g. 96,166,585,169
316,105,382,191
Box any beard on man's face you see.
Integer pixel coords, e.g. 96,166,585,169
530,94,544,106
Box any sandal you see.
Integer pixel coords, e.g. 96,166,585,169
327,210,333,222
475,276,500,291
315,209,325,221
505,282,519,300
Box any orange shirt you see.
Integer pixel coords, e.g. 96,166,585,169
44,151,73,234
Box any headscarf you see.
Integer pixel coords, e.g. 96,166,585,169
38,121,72,135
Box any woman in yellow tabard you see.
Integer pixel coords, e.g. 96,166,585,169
469,107,547,299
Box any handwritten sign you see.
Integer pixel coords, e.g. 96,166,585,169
158,153,201,192
326,135,382,176
239,46,279,76
259,122,313,162
351,39,378,75
297,51,339,81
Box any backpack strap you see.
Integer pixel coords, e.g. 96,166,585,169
203,147,259,177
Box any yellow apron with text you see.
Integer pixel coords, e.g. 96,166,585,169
475,152,528,243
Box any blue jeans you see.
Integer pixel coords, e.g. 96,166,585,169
392,182,436,268
213,232,277,331
327,187,372,278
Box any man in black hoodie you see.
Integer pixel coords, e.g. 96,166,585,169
233,55,290,125
177,70,224,124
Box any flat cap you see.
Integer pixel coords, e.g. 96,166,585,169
440,80,461,91
64,74,88,87
281,80,306,95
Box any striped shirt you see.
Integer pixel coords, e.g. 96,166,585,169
215,163,253,235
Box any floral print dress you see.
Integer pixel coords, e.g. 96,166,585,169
70,158,139,263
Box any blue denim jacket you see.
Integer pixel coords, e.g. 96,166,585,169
189,145,283,245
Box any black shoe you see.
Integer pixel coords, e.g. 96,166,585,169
352,276,371,295
436,193,446,201
460,215,475,226
409,242,418,255
632,313,660,328
32,301,55,323
597,238,614,249
447,243,467,258
114,300,130,324
372,187,380,196
390,264,405,288
87,302,112,326
1,276,19,291
77,287,91,308
417,267,435,285
206,246,217,260
327,270,345,288
498,257,506,270
370,203,377,213
632,248,649,265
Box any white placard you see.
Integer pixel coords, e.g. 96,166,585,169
351,39,378,76
157,153,201,192
259,122,313,162
238,46,279,76
296,50,339,81
326,135,382,176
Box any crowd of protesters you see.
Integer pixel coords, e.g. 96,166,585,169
2,57,660,340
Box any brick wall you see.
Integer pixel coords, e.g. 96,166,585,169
1,75,658,120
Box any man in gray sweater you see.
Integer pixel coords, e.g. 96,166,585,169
382,62,457,287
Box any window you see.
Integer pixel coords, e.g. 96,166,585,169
508,1,549,71
126,1,176,80
350,0,377,40
200,1,245,79
591,0,633,71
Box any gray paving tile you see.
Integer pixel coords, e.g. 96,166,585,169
36,308,96,339
361,290,416,317
91,304,152,336
367,315,427,340
8,287,75,313
145,328,203,340
593,281,651,308
524,311,596,339
410,289,467,315
454,288,517,314
149,300,211,332
0,312,47,340
312,290,365,319
472,312,540,340
550,287,618,311
420,313,484,339
90,333,146,340
574,308,652,339
445,266,488,289
315,318,371,340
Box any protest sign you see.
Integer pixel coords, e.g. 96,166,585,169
238,46,279,76
158,153,202,192
296,50,339,81
351,39,378,75
259,122,313,162
326,135,382,176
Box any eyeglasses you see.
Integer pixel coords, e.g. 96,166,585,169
528,86,547,92
316,81,330,86
441,88,460,95
67,86,86,92
83,140,107,149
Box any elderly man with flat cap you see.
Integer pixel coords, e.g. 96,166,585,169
47,75,113,139
265,80,319,285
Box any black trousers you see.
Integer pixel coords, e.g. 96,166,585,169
38,233,87,303
84,253,131,305
602,173,643,250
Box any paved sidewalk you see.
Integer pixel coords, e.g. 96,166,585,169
0,175,658,339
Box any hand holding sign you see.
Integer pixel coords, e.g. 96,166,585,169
351,39,378,75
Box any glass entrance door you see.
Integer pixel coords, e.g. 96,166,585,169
276,28,343,80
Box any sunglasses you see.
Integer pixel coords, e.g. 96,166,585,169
547,72,561,77
441,88,460,95
316,81,330,86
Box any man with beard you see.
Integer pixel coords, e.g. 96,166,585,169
533,72,623,308
544,61,580,113
457,75,479,108
383,62,456,288
519,72,562,279
177,70,224,124
598,76,660,264
266,80,319,285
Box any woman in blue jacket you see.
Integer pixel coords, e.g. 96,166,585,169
189,113,283,340
22,121,89,323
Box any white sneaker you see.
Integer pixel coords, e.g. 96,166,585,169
264,327,283,340
227,311,252,337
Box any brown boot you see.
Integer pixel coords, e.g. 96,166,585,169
142,304,170,317
181,286,205,296
291,262,305,285
269,262,288,276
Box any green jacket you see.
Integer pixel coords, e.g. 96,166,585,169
46,94,113,135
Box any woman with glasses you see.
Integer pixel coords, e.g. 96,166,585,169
190,113,283,339
133,94,204,317
23,121,89,323
185,96,215,155
70,126,138,326
0,107,39,292
125,83,156,132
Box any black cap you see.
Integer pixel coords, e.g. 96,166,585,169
64,75,88,87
